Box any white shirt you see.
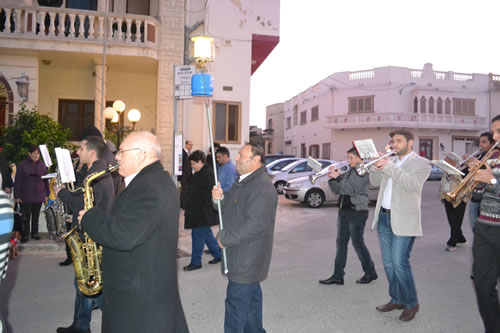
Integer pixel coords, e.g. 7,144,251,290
239,170,255,182
124,171,140,187
381,151,415,210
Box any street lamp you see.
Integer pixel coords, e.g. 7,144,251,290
104,100,141,148
15,73,30,102
191,35,229,273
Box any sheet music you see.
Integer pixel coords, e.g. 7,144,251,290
307,156,323,173
431,160,465,176
39,144,52,168
55,148,76,184
353,139,379,159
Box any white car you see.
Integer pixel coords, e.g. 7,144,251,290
266,157,302,174
284,173,379,208
271,159,334,194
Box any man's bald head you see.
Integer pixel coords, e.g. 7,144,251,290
116,131,161,177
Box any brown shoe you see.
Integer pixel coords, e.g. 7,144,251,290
399,304,419,321
376,301,405,312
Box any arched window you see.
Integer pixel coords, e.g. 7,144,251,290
445,98,451,114
420,96,426,113
429,97,434,114
268,118,273,129
437,97,443,114
413,97,418,113
0,75,14,135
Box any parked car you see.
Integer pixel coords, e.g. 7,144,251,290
266,157,302,173
271,159,333,194
428,165,443,180
264,154,295,165
284,174,379,208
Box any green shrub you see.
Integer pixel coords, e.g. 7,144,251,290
4,104,75,166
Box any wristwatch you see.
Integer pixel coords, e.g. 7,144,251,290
491,178,498,185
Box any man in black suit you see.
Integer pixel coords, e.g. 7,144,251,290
78,131,188,333
180,140,193,209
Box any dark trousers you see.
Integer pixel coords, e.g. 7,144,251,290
190,226,221,266
333,210,375,279
472,223,500,333
20,202,42,237
444,200,467,247
225,280,265,333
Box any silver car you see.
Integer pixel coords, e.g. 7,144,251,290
271,159,334,194
284,173,379,208
266,157,302,174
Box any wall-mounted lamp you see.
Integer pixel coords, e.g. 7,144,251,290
15,73,30,102
104,100,141,147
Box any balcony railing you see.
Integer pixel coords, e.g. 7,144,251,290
262,128,274,138
325,112,487,131
0,5,158,52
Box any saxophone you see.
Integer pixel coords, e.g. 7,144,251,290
63,164,119,296
444,141,499,207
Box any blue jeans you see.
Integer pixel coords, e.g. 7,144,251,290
225,280,265,333
468,201,480,231
377,211,418,308
333,210,375,279
191,226,221,266
73,277,102,331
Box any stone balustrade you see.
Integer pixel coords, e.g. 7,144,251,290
326,112,487,130
0,5,158,51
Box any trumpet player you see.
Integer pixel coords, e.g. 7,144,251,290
471,115,500,333
54,135,115,333
319,147,377,286
369,129,431,322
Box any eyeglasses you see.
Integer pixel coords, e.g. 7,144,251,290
116,148,145,156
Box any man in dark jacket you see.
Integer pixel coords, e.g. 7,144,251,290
78,131,189,333
55,135,115,333
212,143,278,333
180,140,193,209
319,147,377,286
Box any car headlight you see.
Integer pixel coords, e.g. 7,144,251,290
286,181,304,189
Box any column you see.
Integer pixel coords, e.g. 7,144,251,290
94,63,108,132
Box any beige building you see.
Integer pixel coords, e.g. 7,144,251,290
273,64,500,162
263,102,284,154
0,0,280,171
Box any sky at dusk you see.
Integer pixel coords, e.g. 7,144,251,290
249,0,500,128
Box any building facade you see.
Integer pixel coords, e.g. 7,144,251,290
0,0,279,171
263,102,284,154
275,63,500,162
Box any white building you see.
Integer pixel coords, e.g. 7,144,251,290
277,63,500,162
0,0,280,171
263,102,284,154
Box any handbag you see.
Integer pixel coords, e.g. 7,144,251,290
13,203,27,236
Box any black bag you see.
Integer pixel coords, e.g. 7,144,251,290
13,203,27,236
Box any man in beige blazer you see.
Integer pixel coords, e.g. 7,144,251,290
369,129,431,322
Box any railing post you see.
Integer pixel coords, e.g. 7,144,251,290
134,19,142,43
125,18,132,42
97,16,104,40
88,15,95,39
77,14,84,39
116,17,123,40
68,13,76,38
107,16,113,40
14,9,21,33
5,8,12,34
49,11,57,36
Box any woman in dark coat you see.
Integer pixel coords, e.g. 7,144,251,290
14,145,49,242
183,150,222,271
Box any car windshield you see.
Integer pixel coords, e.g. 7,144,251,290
270,159,296,171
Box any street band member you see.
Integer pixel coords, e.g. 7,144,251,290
369,129,431,322
54,136,115,333
472,115,500,333
319,147,377,286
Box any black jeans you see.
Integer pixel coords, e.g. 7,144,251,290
20,202,43,237
333,210,375,279
472,223,500,333
444,200,467,246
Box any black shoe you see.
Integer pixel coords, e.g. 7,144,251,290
203,249,211,254
31,234,41,240
319,276,344,285
59,258,72,266
183,264,202,271
356,273,378,284
20,237,29,243
56,325,90,333
208,258,221,264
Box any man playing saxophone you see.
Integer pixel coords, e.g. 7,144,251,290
54,135,115,333
471,115,500,333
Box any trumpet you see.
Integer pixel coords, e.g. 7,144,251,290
356,150,395,176
309,161,350,184
456,147,483,171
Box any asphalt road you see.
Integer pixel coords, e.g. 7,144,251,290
0,180,485,333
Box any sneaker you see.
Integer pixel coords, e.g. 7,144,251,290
445,245,456,252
